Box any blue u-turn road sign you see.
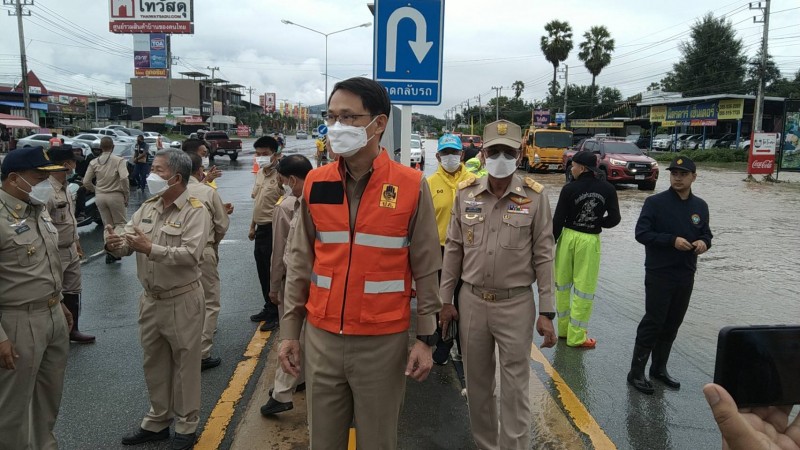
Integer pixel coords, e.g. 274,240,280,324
374,0,444,105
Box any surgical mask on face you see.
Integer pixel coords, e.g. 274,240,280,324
485,152,518,178
146,172,174,195
202,156,210,167
326,117,378,158
282,178,295,196
439,154,462,173
255,156,271,167
17,176,54,206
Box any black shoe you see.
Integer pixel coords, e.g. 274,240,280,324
121,427,170,445
260,397,294,416
627,371,655,395
172,432,196,450
259,318,279,332
650,370,681,389
649,340,680,389
250,309,270,322
432,341,452,366
269,382,305,397
105,253,118,264
201,356,221,371
627,344,655,395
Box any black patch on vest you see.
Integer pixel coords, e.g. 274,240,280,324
309,181,345,204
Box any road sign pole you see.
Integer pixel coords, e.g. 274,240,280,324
401,105,412,166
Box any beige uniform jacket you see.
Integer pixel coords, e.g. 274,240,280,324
83,152,130,200
47,176,79,248
187,177,229,247
251,165,281,225
106,190,208,294
440,175,556,313
269,194,298,294
0,189,62,341
282,159,443,341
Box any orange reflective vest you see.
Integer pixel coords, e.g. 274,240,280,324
304,150,422,336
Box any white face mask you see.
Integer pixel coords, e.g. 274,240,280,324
201,156,210,167
255,155,271,168
327,117,378,158
18,176,54,206
485,152,518,178
146,172,175,195
439,154,462,173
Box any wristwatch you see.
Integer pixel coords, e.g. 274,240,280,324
539,312,556,320
416,332,439,347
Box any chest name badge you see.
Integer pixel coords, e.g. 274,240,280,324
14,224,31,234
380,184,398,209
142,218,152,224
465,206,482,213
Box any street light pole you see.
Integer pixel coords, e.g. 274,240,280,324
281,20,371,107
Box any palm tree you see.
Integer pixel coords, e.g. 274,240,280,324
512,80,525,99
578,25,615,117
540,20,573,98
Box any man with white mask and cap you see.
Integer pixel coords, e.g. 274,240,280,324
278,77,442,449
248,135,282,331
439,119,558,450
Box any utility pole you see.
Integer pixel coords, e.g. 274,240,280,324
166,36,173,115
476,94,482,127
92,91,97,125
751,0,771,133
491,86,502,121
206,66,219,130
559,64,569,128
6,0,33,121
246,87,255,114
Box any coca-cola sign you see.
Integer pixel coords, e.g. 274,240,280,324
748,132,777,175
752,159,773,169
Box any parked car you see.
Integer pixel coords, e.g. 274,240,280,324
15,133,90,154
409,138,425,168
203,131,242,161
311,129,319,138
715,133,743,149
90,128,137,144
564,137,659,190
142,131,164,150
296,130,308,140
651,134,674,151
681,134,703,150
102,124,127,130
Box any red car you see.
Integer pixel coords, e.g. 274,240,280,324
563,137,659,190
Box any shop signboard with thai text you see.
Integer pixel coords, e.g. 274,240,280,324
110,0,194,34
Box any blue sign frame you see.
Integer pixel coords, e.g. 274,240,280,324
373,0,444,105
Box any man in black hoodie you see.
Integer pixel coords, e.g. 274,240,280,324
553,151,620,348
628,156,713,394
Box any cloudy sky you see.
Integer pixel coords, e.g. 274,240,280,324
0,0,797,117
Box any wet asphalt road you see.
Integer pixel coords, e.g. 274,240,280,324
57,138,800,449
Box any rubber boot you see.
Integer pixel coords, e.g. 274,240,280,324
63,293,96,344
649,341,680,389
627,344,654,395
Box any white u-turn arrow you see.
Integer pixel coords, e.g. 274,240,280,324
385,6,433,73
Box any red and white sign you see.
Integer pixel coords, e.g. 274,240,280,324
184,115,204,124
109,0,194,34
237,125,250,137
747,132,777,175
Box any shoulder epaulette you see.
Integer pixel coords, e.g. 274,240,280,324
458,174,478,190
144,196,159,203
524,176,544,193
189,197,204,208
276,195,284,205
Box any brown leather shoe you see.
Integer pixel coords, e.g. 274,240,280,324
69,330,96,344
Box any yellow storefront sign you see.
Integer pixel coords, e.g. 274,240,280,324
650,105,667,122
569,120,624,129
718,99,744,120
662,120,677,127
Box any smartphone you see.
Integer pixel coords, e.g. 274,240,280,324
713,325,800,407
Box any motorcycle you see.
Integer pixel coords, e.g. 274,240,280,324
67,174,102,228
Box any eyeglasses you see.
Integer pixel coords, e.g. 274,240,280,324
324,113,373,126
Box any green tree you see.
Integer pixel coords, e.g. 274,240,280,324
540,20,573,99
768,69,800,98
661,13,747,96
578,25,615,117
545,84,621,120
512,80,525,99
646,82,661,91
745,50,782,95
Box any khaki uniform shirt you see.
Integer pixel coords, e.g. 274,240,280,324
106,189,209,294
269,194,298,294
282,156,443,340
187,177,229,247
252,165,281,225
440,175,556,314
0,189,62,341
47,176,78,248
83,152,130,200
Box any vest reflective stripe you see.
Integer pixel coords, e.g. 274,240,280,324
573,288,595,301
364,280,405,294
557,308,571,318
354,232,409,249
311,272,332,289
555,282,573,292
316,231,350,244
571,317,590,329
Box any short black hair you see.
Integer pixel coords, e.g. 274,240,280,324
182,138,206,154
253,136,279,151
276,154,313,180
329,77,391,118
187,151,203,173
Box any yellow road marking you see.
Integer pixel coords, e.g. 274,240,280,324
195,328,272,450
348,427,356,449
530,344,616,450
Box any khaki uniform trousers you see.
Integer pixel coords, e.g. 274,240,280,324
304,323,407,450
138,283,203,435
199,246,220,359
59,243,82,294
459,284,536,450
0,301,69,450
95,191,127,228
272,281,305,403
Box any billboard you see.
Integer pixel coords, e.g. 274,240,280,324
779,100,800,171
264,93,276,113
110,0,194,34
133,33,168,78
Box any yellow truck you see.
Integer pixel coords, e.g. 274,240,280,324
520,125,573,173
